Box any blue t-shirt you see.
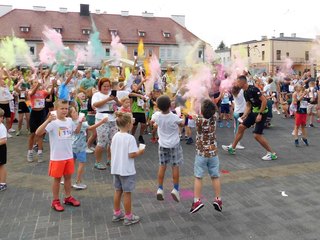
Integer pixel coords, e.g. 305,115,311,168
72,121,89,153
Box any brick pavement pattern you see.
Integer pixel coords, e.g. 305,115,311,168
1,115,320,240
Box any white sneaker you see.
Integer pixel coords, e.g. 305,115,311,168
27,152,33,163
89,146,95,151
277,110,281,115
7,133,13,138
8,128,15,133
262,152,278,161
236,143,245,150
72,183,87,190
171,188,180,202
222,144,232,151
156,188,164,201
85,147,94,153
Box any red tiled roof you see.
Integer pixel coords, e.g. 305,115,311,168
0,9,204,45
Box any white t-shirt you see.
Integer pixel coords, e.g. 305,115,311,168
111,132,138,176
263,84,271,96
0,123,7,139
233,89,246,114
152,112,183,148
92,91,116,121
45,118,76,161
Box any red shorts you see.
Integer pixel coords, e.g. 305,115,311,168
48,158,74,178
295,113,307,126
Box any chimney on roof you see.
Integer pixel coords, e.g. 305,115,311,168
261,35,267,40
80,4,90,16
171,15,185,28
291,33,296,38
33,6,46,11
59,7,67,13
279,33,284,38
0,5,12,17
142,11,154,17
121,10,129,16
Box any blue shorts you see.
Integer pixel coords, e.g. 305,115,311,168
220,104,230,114
113,174,136,192
73,151,87,163
194,154,220,178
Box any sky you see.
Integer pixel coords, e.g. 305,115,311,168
2,0,320,49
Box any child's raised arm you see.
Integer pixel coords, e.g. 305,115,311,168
87,117,108,131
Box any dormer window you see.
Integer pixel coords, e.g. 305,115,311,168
163,32,170,38
109,29,118,36
138,30,146,37
20,26,30,33
54,28,62,33
82,29,91,35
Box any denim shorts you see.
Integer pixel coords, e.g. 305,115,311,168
194,154,220,178
73,151,87,163
113,174,136,192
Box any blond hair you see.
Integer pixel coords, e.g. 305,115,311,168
115,111,132,128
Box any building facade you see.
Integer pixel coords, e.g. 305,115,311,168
231,33,316,76
0,4,206,68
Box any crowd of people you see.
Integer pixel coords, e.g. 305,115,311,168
0,61,319,226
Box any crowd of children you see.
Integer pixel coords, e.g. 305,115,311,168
0,63,319,227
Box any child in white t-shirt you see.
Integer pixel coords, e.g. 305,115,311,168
36,100,82,212
0,108,8,192
111,112,144,226
151,95,184,202
68,107,108,190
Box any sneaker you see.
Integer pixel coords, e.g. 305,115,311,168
27,152,34,162
294,139,299,147
37,153,44,163
33,144,38,153
222,145,235,155
171,188,180,202
60,181,64,185
112,212,125,222
190,199,204,214
8,128,15,133
301,138,309,146
7,133,12,138
106,160,111,167
85,147,94,154
0,184,7,192
186,138,194,145
89,146,96,151
51,199,64,212
15,130,21,136
123,214,140,226
72,183,87,190
138,135,145,144
261,152,278,161
94,162,107,170
226,122,231,128
213,198,223,212
63,196,80,207
156,188,164,201
309,123,315,128
219,122,224,128
277,110,281,115
235,143,245,150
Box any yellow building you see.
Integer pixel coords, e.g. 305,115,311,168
231,33,315,76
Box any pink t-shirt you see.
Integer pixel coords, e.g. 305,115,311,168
30,90,48,109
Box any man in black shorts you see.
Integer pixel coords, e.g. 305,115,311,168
222,75,278,161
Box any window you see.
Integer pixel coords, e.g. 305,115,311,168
133,49,138,57
305,51,309,61
54,28,62,33
105,48,110,57
262,51,265,61
148,49,153,57
160,48,165,59
286,52,289,57
109,29,118,36
198,50,203,59
163,32,171,38
20,27,30,32
167,48,172,59
138,31,146,37
276,50,281,60
29,46,35,55
82,29,91,35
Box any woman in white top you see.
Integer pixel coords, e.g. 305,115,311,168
92,78,121,170
0,69,14,135
222,85,246,150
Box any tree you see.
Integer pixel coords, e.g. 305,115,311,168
217,41,226,50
